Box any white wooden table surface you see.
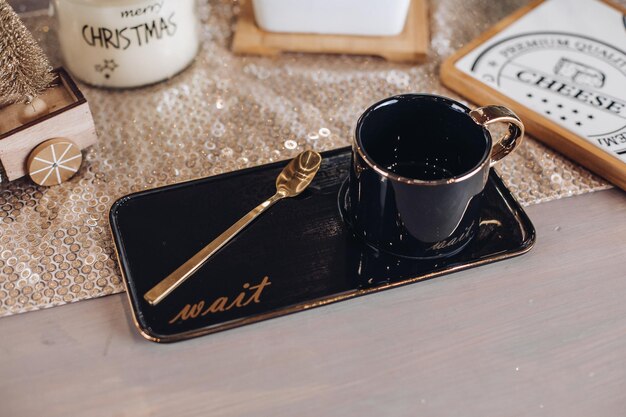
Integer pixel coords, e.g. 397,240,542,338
1,188,625,417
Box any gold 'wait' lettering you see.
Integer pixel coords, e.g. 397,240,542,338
168,276,272,324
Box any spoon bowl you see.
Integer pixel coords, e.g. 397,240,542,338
276,150,323,197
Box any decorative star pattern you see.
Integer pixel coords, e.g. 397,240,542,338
95,59,119,79
102,59,118,71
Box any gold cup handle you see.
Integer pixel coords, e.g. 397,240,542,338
470,105,525,167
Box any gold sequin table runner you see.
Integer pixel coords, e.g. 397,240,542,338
0,0,611,316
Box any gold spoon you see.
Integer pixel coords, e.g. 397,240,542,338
144,150,323,306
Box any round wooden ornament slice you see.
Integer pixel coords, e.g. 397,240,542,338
26,138,83,186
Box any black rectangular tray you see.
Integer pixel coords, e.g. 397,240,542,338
109,147,535,343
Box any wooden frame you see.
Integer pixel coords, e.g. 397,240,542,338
232,0,429,63
440,0,626,191
0,67,97,181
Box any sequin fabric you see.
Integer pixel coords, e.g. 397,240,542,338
0,0,612,316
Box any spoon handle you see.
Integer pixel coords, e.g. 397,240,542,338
144,192,285,306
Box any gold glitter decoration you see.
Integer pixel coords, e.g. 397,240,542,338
0,0,613,316
0,0,54,104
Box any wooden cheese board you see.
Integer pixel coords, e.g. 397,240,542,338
440,0,626,190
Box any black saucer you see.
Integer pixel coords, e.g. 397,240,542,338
109,147,535,343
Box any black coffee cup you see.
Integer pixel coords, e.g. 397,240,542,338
346,94,524,259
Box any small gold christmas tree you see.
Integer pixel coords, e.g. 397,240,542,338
0,0,54,106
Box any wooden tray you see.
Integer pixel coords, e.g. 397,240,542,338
109,148,535,343
232,0,429,63
441,0,626,190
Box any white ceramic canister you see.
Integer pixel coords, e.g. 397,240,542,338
52,0,200,88
252,0,411,37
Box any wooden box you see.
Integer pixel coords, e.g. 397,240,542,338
0,67,97,183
